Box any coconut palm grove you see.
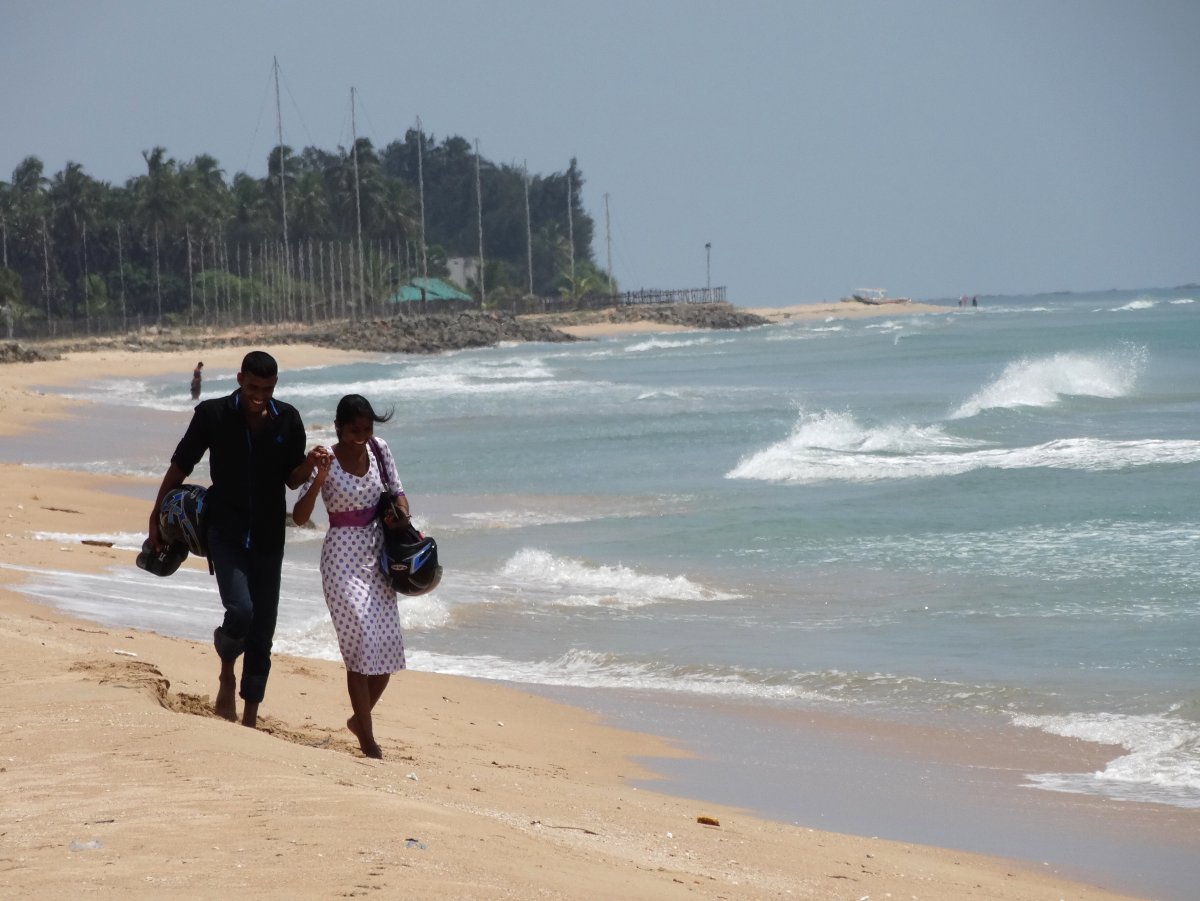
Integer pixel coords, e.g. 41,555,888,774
0,130,611,339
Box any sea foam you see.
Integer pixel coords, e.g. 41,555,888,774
1014,711,1200,809
951,347,1143,419
1112,298,1158,311
623,336,731,353
497,548,737,608
728,425,1200,484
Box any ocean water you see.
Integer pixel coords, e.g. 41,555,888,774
9,288,1200,827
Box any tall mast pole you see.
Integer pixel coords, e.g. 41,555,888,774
524,161,533,296
604,193,613,297
416,116,428,282
274,56,289,310
475,138,485,307
116,222,127,331
351,87,364,316
82,221,90,332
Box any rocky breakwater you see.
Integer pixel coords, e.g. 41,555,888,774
0,342,60,363
4,304,767,363
304,310,578,354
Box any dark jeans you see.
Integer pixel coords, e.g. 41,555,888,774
206,527,284,704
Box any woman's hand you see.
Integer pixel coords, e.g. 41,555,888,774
308,445,332,485
291,446,332,527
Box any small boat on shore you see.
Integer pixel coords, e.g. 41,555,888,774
845,288,912,305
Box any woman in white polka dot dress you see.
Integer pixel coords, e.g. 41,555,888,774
292,394,409,759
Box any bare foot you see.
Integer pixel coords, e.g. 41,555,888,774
214,674,237,721
241,701,259,729
347,716,383,759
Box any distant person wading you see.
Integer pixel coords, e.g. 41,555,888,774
190,361,203,399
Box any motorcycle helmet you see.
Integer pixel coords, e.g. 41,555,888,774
380,529,442,597
135,537,189,578
159,484,209,557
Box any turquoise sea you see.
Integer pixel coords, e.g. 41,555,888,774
8,287,1199,898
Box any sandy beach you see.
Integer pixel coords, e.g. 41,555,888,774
0,336,1141,899
744,300,949,322
534,299,951,338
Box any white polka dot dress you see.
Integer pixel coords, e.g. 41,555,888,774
304,438,406,675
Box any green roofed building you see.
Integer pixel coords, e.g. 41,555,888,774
389,278,475,304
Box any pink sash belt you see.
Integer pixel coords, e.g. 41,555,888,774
327,506,378,528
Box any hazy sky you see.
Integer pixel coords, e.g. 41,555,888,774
3,1,1197,303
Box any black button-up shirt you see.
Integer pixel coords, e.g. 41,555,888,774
171,389,306,554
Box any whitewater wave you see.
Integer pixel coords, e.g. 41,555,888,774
405,648,960,705
31,530,146,550
59,378,193,412
624,336,732,353
726,411,1200,484
282,358,599,401
450,509,597,530
1112,298,1158,312
951,347,1144,418
1014,711,1200,809
496,548,738,608
67,356,605,410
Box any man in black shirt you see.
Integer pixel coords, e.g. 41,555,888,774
149,350,329,728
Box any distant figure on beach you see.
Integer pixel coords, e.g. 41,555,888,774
292,394,410,760
190,361,203,399
148,351,324,728
971,296,978,307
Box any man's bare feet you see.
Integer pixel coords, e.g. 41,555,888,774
214,673,237,721
347,715,383,759
241,701,259,729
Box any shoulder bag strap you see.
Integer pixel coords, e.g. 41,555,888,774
368,437,397,494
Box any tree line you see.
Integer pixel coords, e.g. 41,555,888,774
0,130,613,338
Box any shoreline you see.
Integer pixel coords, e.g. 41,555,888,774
3,299,955,362
0,337,1150,899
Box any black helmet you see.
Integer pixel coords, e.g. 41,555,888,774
379,522,442,596
159,484,209,557
135,538,189,578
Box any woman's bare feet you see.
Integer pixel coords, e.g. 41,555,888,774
347,715,383,759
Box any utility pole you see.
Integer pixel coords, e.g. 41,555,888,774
274,57,289,308
475,138,485,306
524,161,533,296
351,87,364,317
416,116,428,282
116,222,127,331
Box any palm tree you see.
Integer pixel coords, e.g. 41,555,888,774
7,157,49,273
229,172,272,244
264,144,300,240
289,170,331,241
50,161,103,320
0,180,13,270
181,154,230,234
134,147,183,321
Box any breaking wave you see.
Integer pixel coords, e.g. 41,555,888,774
726,410,1200,484
951,347,1144,419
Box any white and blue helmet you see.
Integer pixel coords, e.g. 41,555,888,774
158,484,209,557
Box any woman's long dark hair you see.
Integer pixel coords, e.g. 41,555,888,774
334,394,394,427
